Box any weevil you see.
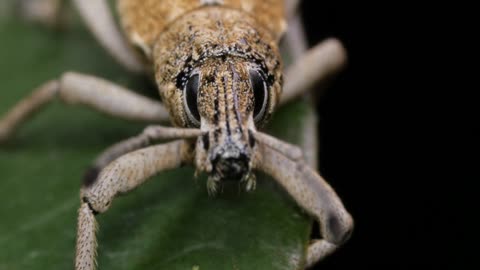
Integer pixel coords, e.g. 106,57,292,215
0,0,353,269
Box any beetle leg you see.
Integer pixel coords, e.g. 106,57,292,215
285,0,301,20
85,126,201,184
254,142,353,267
0,72,169,143
254,131,303,161
283,6,308,61
17,0,65,28
18,0,143,72
76,140,192,270
72,0,144,73
281,38,348,105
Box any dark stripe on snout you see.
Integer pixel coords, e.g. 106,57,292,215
230,63,243,135
213,67,220,143
222,75,232,137
202,133,210,150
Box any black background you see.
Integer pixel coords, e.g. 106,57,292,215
301,1,474,268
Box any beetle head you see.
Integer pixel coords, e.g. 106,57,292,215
153,7,283,193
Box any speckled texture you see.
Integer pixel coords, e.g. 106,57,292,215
255,142,354,266
152,6,282,129
0,72,170,142
0,80,57,142
75,203,98,270
59,72,169,122
118,0,285,57
81,140,192,213
77,140,192,269
91,126,201,171
0,1,353,269
148,6,284,185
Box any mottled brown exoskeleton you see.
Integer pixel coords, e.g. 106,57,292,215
0,0,353,269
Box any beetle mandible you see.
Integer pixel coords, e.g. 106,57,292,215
0,0,353,269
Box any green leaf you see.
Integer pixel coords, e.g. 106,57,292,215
0,8,314,270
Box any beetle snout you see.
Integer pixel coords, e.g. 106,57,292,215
211,142,250,180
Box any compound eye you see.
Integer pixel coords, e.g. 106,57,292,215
249,69,268,122
184,73,201,126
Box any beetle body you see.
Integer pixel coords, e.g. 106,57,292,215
0,2,354,269
118,0,286,186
